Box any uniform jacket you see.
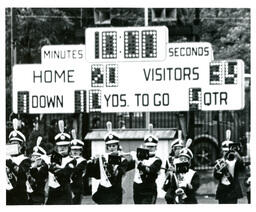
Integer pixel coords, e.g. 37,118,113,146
214,157,245,200
87,153,128,204
46,156,76,205
70,157,87,196
129,154,162,196
164,169,200,204
6,154,32,205
30,160,49,204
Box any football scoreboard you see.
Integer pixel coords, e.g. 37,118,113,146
12,26,245,114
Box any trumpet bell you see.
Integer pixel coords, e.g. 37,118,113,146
214,159,227,171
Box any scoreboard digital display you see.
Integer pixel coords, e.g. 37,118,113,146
210,61,238,85
85,26,168,62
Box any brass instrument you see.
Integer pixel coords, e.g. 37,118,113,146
214,158,227,173
163,159,189,204
173,172,187,204
225,150,236,161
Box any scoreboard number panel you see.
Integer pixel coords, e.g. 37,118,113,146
102,31,117,59
142,30,157,58
85,26,168,62
209,60,241,85
124,31,139,58
189,88,202,111
89,90,102,112
74,90,87,113
17,91,29,114
91,64,104,87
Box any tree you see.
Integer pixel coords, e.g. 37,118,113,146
5,8,78,118
200,8,250,73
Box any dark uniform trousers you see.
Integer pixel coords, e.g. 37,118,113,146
130,156,162,204
92,184,123,204
214,158,245,204
70,159,87,204
47,184,73,205
133,182,157,204
46,159,76,205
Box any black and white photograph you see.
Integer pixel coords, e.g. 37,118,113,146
4,1,253,206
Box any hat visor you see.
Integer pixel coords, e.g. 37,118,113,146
9,138,23,144
105,140,119,145
71,146,83,150
144,143,157,147
222,147,229,151
32,152,42,157
56,141,70,146
179,153,192,160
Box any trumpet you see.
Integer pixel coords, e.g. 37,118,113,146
225,150,236,161
214,158,227,173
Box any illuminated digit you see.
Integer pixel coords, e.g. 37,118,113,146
106,64,118,87
189,88,202,110
89,90,101,112
18,91,29,113
210,62,223,85
91,64,104,87
74,90,86,113
95,32,99,59
102,31,117,59
124,31,139,58
225,61,238,84
142,30,157,58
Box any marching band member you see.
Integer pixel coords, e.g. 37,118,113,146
46,120,76,205
70,129,87,204
163,130,185,203
169,131,185,164
163,138,200,204
87,121,128,204
130,124,162,204
29,136,49,204
214,130,245,204
6,118,32,205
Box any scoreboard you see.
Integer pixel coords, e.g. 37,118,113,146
12,26,245,114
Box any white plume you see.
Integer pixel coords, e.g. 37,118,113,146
58,120,65,133
106,121,112,132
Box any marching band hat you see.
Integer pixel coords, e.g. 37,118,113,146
222,140,234,151
8,118,26,144
144,124,158,147
170,130,184,149
70,129,84,149
179,148,193,160
221,129,233,151
104,121,120,145
54,120,71,146
32,136,47,156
